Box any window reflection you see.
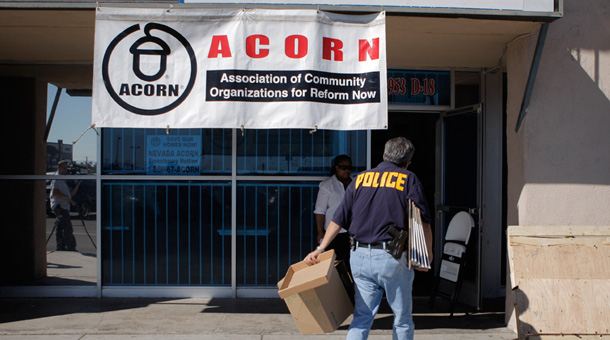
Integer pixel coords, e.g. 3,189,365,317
101,181,231,285
237,129,366,175
102,128,232,175
102,128,366,176
99,127,368,288
236,181,318,285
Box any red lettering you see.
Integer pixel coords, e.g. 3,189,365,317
285,35,308,59
359,38,379,61
208,35,232,58
246,35,269,59
391,78,402,95
322,37,343,61
427,78,435,95
411,78,421,95
208,35,377,61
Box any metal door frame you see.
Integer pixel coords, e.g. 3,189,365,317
434,103,482,311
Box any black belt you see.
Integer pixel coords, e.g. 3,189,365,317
357,241,387,249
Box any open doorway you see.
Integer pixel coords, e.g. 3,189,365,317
371,111,439,296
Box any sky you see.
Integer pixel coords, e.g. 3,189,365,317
46,85,97,164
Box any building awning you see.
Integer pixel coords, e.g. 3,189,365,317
0,2,561,90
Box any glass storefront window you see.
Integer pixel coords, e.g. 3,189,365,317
102,128,366,176
100,127,367,288
101,128,232,175
235,181,318,286
44,86,98,287
101,181,231,285
237,129,366,175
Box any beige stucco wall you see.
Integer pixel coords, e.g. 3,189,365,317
506,0,610,228
505,0,610,330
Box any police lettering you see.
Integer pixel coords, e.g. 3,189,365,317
355,171,407,191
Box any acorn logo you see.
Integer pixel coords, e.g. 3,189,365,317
130,33,170,82
150,136,161,147
102,23,197,116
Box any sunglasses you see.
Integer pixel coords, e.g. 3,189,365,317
337,165,353,171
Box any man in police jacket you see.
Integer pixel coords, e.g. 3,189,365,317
304,137,433,340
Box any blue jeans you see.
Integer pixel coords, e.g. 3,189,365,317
347,246,414,340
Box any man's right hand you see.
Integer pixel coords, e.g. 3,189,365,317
306,221,341,266
304,249,322,266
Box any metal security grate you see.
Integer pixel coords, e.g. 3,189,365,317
235,182,318,285
100,127,367,288
101,182,231,285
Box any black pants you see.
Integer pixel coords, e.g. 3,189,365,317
328,232,351,272
53,206,77,251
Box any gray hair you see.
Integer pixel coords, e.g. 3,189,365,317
383,137,415,167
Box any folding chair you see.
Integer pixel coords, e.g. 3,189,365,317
428,211,475,316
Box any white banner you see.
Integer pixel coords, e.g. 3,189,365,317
92,8,387,130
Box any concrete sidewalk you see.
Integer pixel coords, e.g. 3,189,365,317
1,250,516,339
0,297,516,340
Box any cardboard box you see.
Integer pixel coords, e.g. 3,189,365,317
277,250,354,334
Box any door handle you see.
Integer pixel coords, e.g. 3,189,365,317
436,206,478,216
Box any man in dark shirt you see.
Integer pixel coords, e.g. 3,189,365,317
304,137,433,340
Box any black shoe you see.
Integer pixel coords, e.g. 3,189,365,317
56,246,66,251
65,248,77,252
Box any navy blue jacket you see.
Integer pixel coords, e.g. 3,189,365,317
332,161,431,244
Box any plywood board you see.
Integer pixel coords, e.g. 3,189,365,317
525,336,610,340
515,279,610,335
509,244,610,280
509,226,610,237
508,226,610,337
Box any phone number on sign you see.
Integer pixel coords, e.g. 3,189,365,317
149,165,200,174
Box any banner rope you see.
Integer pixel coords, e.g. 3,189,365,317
73,124,99,145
